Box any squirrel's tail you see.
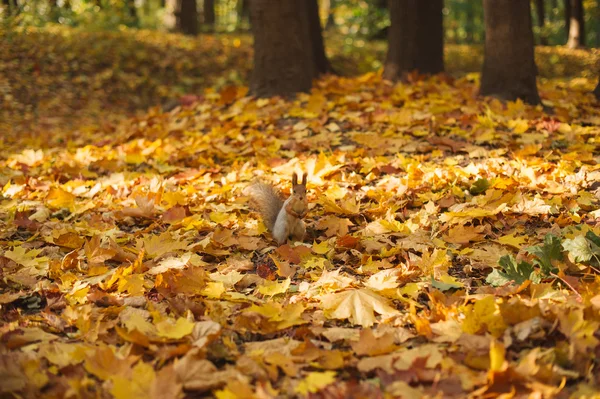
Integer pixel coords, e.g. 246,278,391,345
243,181,284,231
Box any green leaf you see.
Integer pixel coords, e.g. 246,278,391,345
431,276,463,291
562,235,593,263
585,230,600,248
526,233,562,275
469,178,490,195
485,255,540,287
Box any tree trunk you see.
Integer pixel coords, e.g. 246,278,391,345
465,4,475,43
307,0,334,75
237,0,250,30
480,0,540,104
566,0,585,48
534,0,548,45
250,0,313,97
594,78,600,100
203,0,215,30
383,0,444,81
126,0,138,25
564,0,571,40
176,0,198,36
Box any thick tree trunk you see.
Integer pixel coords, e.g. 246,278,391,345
383,0,444,80
176,0,198,36
480,0,540,104
203,0,215,30
250,0,313,97
307,0,334,75
535,0,548,45
566,0,585,48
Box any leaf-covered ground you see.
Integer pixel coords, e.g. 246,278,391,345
2,25,598,139
3,27,600,399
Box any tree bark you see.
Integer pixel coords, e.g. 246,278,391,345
250,0,313,97
383,0,444,81
534,0,548,45
203,0,215,30
594,78,600,100
176,0,198,36
307,0,334,75
480,0,540,104
566,0,585,48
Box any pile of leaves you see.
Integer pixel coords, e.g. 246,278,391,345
2,68,600,397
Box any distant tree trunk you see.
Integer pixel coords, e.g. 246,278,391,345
465,5,475,43
594,80,600,100
326,0,335,30
176,0,198,35
564,0,571,39
383,0,444,80
480,0,540,104
126,0,138,25
307,0,334,75
237,0,250,30
566,0,585,48
534,0,548,45
203,0,215,30
250,0,313,97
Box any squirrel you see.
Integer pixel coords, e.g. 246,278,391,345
244,172,308,245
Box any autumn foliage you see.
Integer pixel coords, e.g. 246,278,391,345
2,28,600,399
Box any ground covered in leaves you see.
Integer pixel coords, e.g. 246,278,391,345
3,26,600,399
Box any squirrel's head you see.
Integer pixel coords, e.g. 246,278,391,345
292,172,308,199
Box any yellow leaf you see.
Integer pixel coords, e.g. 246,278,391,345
489,340,506,372
497,233,528,249
312,240,331,255
156,317,195,339
46,187,75,210
111,362,155,399
321,288,399,327
294,371,336,395
117,274,146,296
461,295,507,337
201,281,226,299
258,278,291,297
508,118,529,133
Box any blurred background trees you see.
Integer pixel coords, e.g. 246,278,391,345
1,0,598,47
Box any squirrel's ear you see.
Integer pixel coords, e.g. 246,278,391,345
292,172,298,185
302,172,307,185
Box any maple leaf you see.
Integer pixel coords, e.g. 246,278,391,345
3,246,49,276
461,295,507,337
140,232,190,258
525,233,563,275
294,371,337,395
351,329,397,356
486,255,540,287
321,288,399,327
155,317,195,339
148,252,192,275
562,230,600,265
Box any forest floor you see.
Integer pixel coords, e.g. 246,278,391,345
1,25,600,398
